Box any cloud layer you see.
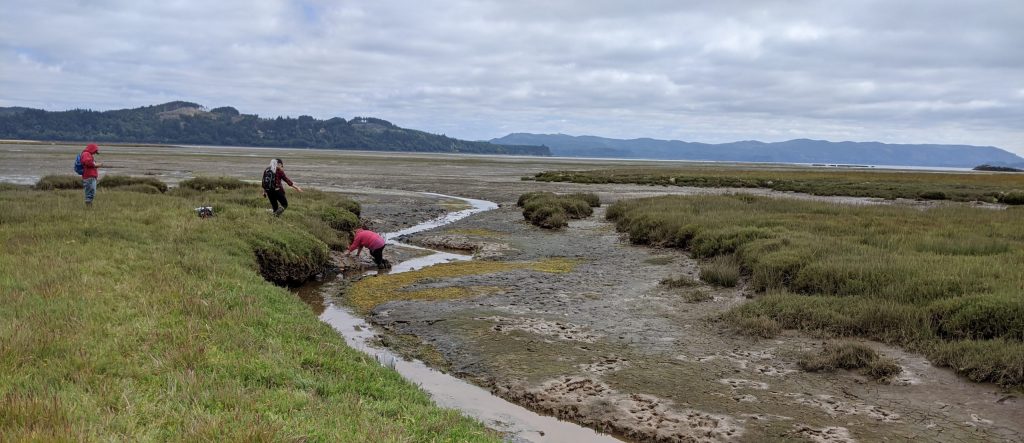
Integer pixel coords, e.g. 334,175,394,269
2,0,1022,153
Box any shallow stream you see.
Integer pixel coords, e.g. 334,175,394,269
297,193,621,443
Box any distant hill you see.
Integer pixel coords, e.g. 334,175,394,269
491,133,1024,168
0,102,550,156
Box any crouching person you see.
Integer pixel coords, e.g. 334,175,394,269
343,224,391,270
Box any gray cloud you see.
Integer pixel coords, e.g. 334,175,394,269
1,0,1021,154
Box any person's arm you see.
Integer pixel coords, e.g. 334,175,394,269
82,152,101,168
346,234,362,256
281,171,302,192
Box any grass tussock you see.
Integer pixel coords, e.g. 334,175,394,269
798,341,902,382
683,289,713,303
99,175,168,193
517,192,599,229
178,176,252,191
729,315,782,338
0,185,496,441
347,258,579,313
606,194,1024,387
660,275,699,288
699,255,741,287
533,167,1024,204
34,174,81,190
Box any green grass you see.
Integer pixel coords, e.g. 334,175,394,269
532,167,1024,204
517,192,599,229
0,185,496,441
606,194,1024,387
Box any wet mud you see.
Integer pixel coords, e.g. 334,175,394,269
371,205,1023,442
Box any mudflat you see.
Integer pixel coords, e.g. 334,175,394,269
4,142,1021,442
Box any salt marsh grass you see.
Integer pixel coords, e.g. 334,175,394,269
607,194,1024,387
534,167,1024,204
0,184,495,440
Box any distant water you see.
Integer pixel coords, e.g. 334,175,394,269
533,154,979,172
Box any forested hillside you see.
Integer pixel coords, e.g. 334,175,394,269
0,102,549,155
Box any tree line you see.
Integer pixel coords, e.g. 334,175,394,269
0,101,550,156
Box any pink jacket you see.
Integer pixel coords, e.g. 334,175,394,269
347,229,386,253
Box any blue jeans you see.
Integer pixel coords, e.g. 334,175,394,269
83,178,96,203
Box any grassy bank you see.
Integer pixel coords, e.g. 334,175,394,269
606,194,1024,387
0,183,497,441
531,167,1024,204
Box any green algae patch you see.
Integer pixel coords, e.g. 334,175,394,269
347,258,580,313
439,199,473,211
446,228,507,238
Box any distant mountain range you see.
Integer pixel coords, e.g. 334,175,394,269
0,102,550,156
491,133,1024,169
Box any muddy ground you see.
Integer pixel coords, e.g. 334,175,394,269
3,142,1022,442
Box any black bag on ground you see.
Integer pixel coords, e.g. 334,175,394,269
261,167,275,192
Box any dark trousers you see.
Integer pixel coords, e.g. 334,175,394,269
267,188,288,214
370,246,387,267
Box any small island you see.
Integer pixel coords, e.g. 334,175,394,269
974,164,1023,172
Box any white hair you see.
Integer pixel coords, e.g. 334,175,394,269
269,158,278,172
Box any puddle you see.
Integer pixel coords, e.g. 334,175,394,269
297,192,621,442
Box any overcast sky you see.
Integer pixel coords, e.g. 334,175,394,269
2,0,1022,154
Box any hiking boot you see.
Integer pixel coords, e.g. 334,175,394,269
273,207,285,217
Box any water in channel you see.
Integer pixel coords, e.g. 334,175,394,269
296,192,621,443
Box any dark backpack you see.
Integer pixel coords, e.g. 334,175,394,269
73,153,84,175
261,167,276,191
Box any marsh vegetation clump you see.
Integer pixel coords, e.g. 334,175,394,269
659,275,699,288
606,193,1024,387
798,341,902,382
683,289,713,303
699,255,741,287
178,176,252,191
517,192,599,229
99,174,168,193
34,174,81,190
533,167,1024,204
1000,190,1024,205
728,315,782,338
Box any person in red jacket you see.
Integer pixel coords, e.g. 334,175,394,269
343,224,391,270
264,158,303,216
80,143,102,206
